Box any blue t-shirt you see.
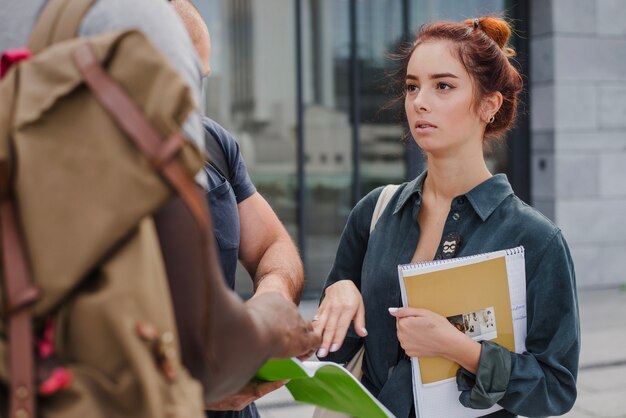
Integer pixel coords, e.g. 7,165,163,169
203,118,259,418
203,117,256,290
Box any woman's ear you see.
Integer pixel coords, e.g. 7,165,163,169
480,91,503,124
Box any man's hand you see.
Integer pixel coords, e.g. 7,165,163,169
247,292,321,359
206,380,287,411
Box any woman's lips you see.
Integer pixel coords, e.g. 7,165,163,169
414,120,437,133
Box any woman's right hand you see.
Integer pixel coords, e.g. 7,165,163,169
312,280,368,358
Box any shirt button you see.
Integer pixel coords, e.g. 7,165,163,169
457,197,465,205
452,212,460,221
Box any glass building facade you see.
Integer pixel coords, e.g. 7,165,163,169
197,0,530,298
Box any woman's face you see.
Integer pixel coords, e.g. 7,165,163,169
404,40,485,157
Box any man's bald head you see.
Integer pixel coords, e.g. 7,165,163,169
170,0,211,77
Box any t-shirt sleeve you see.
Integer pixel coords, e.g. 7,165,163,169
202,118,256,203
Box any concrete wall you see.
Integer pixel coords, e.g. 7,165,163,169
531,0,626,288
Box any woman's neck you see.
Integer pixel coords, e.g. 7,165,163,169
423,149,492,203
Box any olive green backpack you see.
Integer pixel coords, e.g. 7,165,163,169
0,1,211,417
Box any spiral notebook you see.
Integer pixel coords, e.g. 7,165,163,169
397,247,527,418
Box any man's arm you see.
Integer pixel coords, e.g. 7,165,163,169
238,192,304,304
155,193,319,405
204,192,306,411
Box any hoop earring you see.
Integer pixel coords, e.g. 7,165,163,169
488,115,495,124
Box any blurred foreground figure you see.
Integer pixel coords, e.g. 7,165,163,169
0,1,319,417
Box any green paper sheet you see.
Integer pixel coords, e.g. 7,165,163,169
256,358,394,418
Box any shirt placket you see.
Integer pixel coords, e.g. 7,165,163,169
434,195,471,260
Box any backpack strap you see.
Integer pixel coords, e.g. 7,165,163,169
72,43,210,233
1,197,41,418
204,129,232,183
370,184,400,233
27,0,97,53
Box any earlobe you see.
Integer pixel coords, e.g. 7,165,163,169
481,92,503,124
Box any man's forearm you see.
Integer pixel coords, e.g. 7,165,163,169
238,193,304,303
252,236,304,304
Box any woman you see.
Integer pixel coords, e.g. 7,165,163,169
313,16,579,418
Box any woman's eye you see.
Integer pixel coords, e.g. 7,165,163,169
405,84,419,93
437,82,453,90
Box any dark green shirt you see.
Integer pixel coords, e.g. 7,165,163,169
323,172,580,418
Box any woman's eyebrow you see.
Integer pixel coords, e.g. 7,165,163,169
405,72,459,81
430,72,459,79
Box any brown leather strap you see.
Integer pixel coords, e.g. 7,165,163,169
151,132,186,171
28,0,97,54
71,42,210,234
1,200,40,418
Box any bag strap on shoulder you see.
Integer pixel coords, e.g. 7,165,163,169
370,184,400,233
28,0,97,53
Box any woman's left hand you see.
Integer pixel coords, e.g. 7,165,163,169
389,307,481,373
390,307,462,357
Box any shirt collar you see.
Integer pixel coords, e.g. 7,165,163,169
393,171,427,214
465,174,514,221
393,172,514,222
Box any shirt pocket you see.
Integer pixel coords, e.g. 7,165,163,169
206,179,240,251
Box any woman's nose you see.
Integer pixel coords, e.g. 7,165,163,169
412,90,430,112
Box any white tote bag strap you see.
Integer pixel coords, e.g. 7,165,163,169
370,184,400,233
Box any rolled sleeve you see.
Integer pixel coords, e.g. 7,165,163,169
457,231,580,416
457,341,512,409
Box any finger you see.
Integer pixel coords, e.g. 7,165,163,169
296,349,316,361
388,307,432,318
310,309,325,335
353,300,368,337
310,310,329,347
317,307,341,358
302,325,322,353
329,309,355,353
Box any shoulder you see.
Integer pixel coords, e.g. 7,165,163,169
0,1,46,51
353,185,385,214
498,195,572,275
81,0,190,45
79,0,205,155
203,116,245,170
497,195,561,246
80,0,202,86
348,182,407,226
203,117,238,152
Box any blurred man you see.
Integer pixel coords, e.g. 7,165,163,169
170,1,312,416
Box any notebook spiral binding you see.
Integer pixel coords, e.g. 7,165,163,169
399,246,525,271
